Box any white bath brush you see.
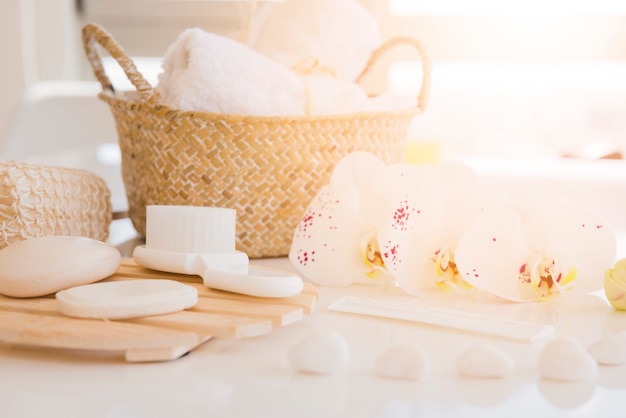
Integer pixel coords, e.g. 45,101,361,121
133,205,304,298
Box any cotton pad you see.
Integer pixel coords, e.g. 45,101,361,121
457,345,515,378
288,329,350,375
375,345,429,381
0,236,121,298
56,279,198,320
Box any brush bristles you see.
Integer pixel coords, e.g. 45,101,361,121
145,205,236,254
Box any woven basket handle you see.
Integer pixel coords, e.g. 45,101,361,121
82,23,159,105
355,36,431,113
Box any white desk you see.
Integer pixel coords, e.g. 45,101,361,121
3,151,626,417
1,254,625,418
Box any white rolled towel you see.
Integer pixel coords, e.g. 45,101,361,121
303,75,418,114
156,27,413,116
250,0,382,82
156,28,306,116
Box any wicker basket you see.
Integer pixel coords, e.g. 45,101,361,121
81,23,430,258
0,160,112,249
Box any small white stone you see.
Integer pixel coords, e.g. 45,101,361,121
288,329,350,375
588,332,626,366
539,337,598,382
0,236,121,298
457,345,515,378
375,345,429,380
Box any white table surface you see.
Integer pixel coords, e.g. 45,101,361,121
4,151,626,417
2,251,626,418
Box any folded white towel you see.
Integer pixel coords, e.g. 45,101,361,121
156,28,306,116
250,0,382,82
302,75,369,115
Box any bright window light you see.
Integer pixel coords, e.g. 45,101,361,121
390,0,626,16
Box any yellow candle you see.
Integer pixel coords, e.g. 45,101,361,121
404,140,441,165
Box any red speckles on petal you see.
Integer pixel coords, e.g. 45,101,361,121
296,249,316,267
518,264,531,284
382,240,401,270
298,211,315,233
392,198,417,231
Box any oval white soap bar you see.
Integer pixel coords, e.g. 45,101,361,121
0,236,121,297
56,279,198,319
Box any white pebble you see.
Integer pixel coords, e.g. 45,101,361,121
375,345,429,380
539,337,598,382
288,329,349,375
457,345,515,378
588,332,626,365
0,236,121,297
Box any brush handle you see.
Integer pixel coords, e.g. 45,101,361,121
133,246,303,298
202,266,304,298
133,245,248,276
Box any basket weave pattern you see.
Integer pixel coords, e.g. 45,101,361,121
0,160,112,249
82,23,430,258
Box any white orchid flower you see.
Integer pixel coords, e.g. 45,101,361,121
289,151,616,302
288,151,384,286
377,162,492,294
289,152,443,286
289,151,481,289
454,196,617,302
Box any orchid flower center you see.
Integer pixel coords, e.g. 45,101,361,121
360,234,390,281
518,253,577,299
433,245,472,291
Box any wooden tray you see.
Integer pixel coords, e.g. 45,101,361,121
0,259,318,362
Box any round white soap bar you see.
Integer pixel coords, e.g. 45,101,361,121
0,236,121,298
56,279,198,319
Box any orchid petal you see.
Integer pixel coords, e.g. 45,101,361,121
376,165,446,293
455,208,535,302
330,151,387,226
289,185,368,286
435,162,488,241
540,200,617,294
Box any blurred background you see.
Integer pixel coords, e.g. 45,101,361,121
3,0,626,228
3,0,626,162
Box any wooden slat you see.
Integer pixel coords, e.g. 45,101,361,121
0,310,199,351
104,275,317,314
192,298,303,326
0,257,317,362
0,294,272,339
125,336,212,362
0,294,59,314
126,310,272,339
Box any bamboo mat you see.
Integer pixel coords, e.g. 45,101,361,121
0,259,318,362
